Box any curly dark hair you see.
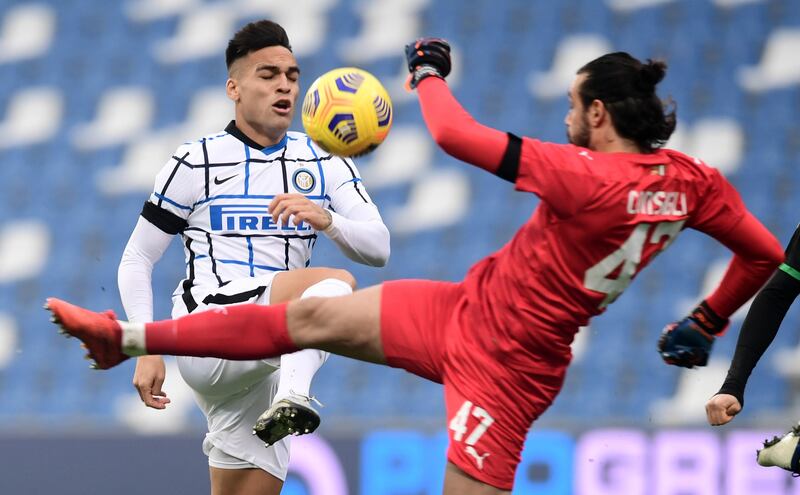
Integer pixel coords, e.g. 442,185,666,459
225,20,292,70
577,52,676,151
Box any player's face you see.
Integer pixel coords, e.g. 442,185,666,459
565,74,591,148
228,46,299,141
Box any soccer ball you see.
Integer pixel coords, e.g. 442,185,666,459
301,67,393,157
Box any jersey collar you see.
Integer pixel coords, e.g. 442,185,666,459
596,148,669,165
622,148,669,165
225,120,288,153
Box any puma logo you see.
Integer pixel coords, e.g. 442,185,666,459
214,174,238,185
465,445,490,471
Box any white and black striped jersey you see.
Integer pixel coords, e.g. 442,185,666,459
141,121,382,314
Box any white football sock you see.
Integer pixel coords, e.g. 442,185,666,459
120,321,147,356
273,278,352,403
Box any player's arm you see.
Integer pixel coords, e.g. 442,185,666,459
706,225,800,425
120,147,195,409
406,38,518,180
406,39,597,218
119,214,176,410
322,157,390,267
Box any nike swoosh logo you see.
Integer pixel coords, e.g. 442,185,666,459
214,174,238,185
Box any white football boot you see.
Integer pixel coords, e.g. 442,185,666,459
757,423,800,475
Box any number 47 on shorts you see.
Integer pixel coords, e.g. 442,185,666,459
449,400,495,470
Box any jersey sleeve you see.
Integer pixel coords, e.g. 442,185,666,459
678,166,782,317
684,168,747,238
325,156,377,216
321,156,390,266
118,216,174,323
141,145,198,234
514,138,599,217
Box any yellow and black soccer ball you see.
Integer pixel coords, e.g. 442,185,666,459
301,67,393,157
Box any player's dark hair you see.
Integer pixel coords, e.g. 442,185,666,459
577,52,676,151
226,20,292,70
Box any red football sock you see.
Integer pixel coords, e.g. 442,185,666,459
144,303,299,359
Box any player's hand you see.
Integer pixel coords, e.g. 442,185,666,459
269,193,332,231
404,37,451,90
658,300,729,368
706,393,742,426
133,355,171,409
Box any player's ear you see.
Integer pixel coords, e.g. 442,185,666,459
588,99,606,127
226,78,239,102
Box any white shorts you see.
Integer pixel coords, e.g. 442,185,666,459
173,273,290,480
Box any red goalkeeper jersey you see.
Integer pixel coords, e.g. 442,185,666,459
463,141,747,367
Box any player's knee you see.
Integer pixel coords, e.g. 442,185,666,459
301,267,356,291
326,268,356,289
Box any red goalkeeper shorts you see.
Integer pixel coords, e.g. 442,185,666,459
380,279,567,490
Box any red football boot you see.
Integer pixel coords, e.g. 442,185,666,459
45,297,129,370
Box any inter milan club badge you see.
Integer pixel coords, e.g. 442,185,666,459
292,169,316,193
